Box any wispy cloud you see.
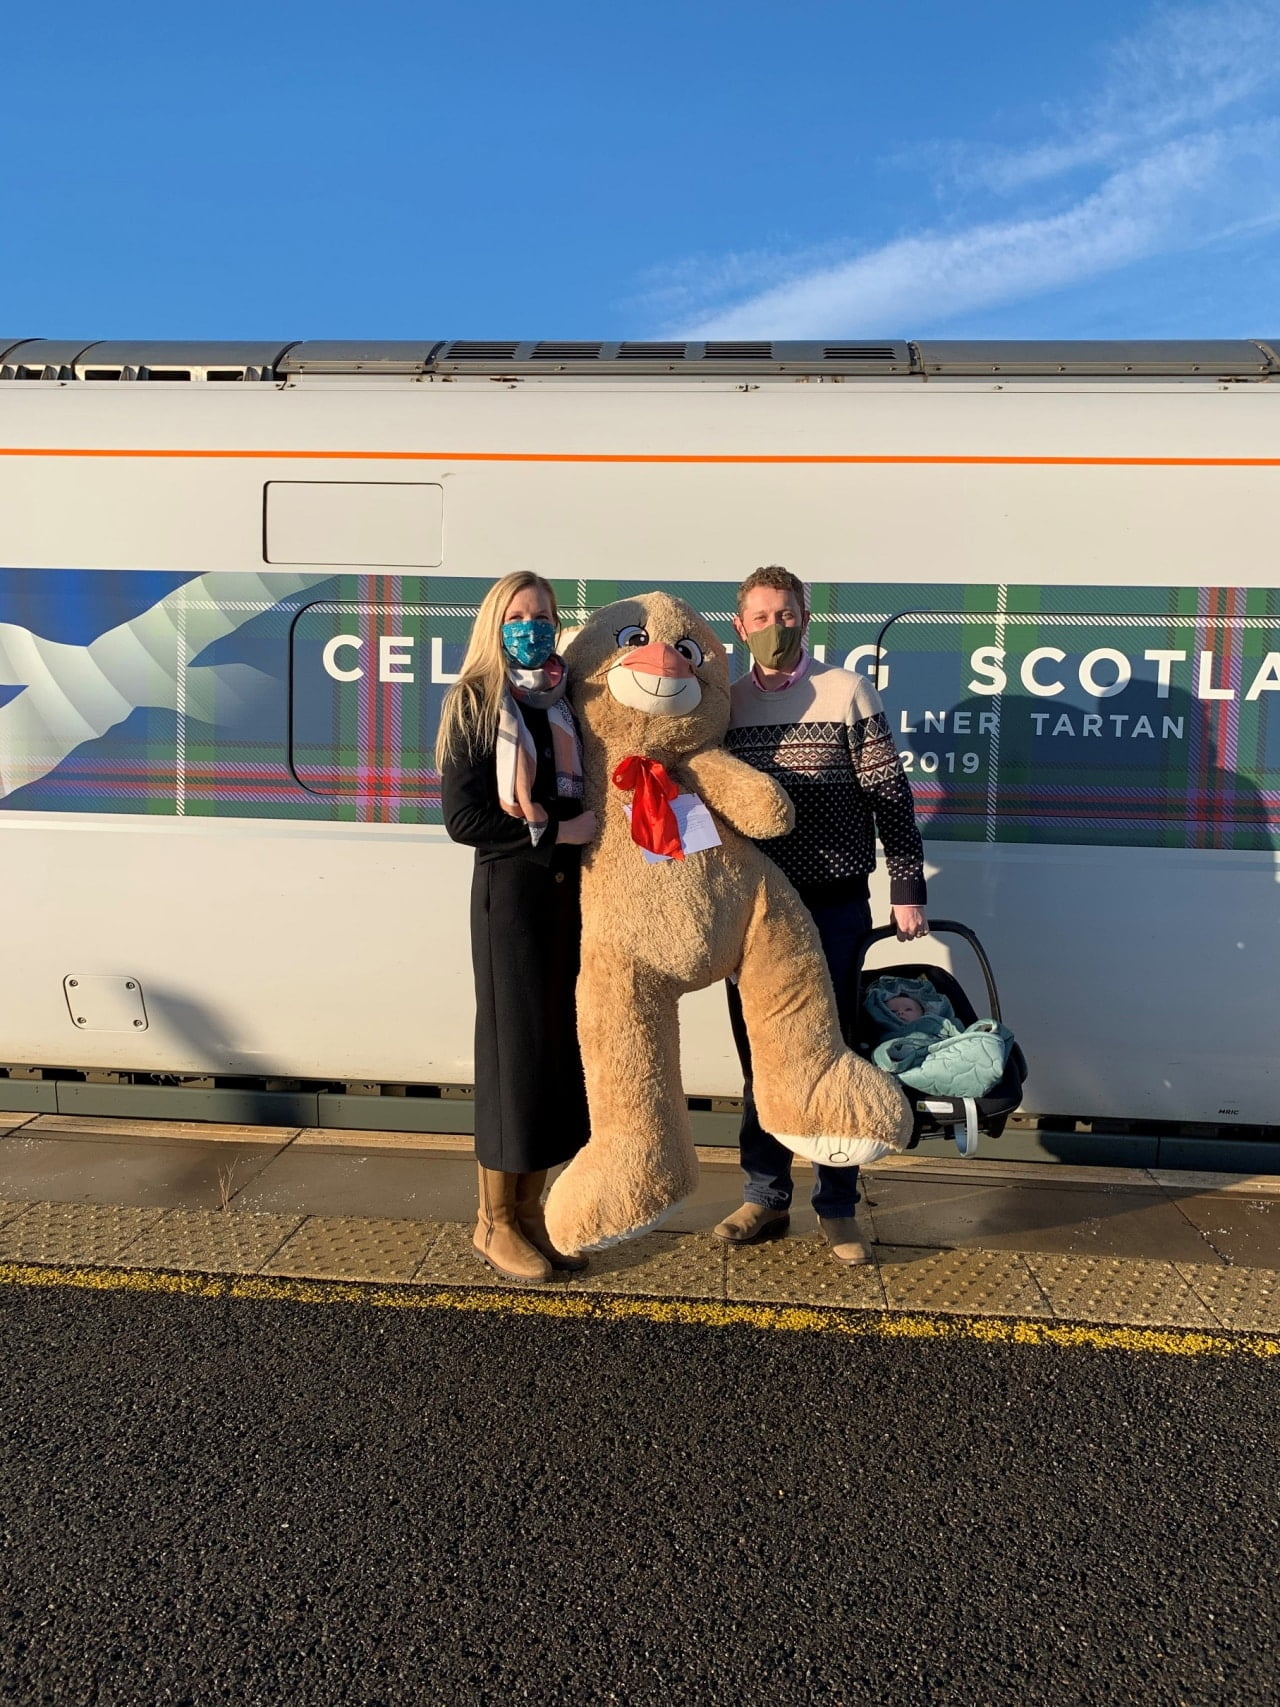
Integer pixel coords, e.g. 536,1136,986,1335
655,2,1280,338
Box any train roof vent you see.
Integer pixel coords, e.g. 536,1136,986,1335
822,343,900,361
277,341,444,375
912,339,1275,377
0,338,103,380
430,338,915,374
70,341,295,382
703,341,773,359
617,342,688,359
531,341,606,360
440,341,522,360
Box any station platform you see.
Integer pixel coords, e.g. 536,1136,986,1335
1,1112,1278,1341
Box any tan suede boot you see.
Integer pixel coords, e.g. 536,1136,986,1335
818,1216,872,1265
712,1203,790,1244
515,1171,589,1272
474,1166,553,1283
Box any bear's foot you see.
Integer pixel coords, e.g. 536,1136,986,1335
544,1143,698,1253
773,1134,897,1168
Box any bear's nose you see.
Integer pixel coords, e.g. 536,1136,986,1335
617,641,694,679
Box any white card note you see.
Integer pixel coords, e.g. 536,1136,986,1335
625,792,723,863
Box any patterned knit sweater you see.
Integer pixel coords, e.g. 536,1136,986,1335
724,659,927,905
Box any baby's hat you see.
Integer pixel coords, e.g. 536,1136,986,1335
864,973,954,1033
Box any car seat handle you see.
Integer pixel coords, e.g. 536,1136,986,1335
853,919,1003,1024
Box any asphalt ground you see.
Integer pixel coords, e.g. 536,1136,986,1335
2,1278,1277,1707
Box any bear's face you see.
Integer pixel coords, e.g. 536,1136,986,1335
565,592,729,761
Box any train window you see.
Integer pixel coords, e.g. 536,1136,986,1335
264,480,444,568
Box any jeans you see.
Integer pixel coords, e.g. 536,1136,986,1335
725,893,874,1219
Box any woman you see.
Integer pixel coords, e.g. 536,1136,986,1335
437,572,596,1283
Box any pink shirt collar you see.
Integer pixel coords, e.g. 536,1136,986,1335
750,645,810,693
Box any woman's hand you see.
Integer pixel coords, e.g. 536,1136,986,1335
556,810,598,847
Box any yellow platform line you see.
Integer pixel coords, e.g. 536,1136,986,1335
3,1259,1277,1361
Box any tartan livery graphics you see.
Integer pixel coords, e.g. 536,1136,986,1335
0,567,1276,853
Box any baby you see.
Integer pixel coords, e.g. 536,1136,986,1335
864,975,951,1037
863,972,1014,1103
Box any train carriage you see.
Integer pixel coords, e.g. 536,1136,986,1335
0,335,1277,1160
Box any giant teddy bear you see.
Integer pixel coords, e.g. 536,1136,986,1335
542,591,912,1254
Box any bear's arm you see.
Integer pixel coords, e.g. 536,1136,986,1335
682,748,795,839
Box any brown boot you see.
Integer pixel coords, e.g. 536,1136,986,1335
818,1216,872,1265
473,1167,553,1284
712,1203,790,1244
515,1171,589,1272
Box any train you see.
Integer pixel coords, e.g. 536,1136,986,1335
1,335,1277,1152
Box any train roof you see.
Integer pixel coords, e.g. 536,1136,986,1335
2,337,1278,382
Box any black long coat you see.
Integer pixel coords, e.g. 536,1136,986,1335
441,704,591,1174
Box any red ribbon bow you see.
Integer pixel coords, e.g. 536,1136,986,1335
612,754,684,860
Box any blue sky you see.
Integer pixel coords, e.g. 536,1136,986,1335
2,0,1278,341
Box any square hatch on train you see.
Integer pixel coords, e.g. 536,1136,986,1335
264,480,443,568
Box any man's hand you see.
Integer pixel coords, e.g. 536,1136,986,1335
891,904,929,942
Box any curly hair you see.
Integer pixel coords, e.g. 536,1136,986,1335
735,564,808,619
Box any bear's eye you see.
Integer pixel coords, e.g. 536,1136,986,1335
615,624,649,649
674,637,704,667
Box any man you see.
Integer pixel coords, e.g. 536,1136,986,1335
715,565,929,1265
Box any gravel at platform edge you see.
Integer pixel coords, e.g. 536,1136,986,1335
1,1280,1277,1707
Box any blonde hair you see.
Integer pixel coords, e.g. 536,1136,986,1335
434,572,561,767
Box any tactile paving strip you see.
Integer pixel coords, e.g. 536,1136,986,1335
878,1246,1051,1317
567,1232,727,1299
726,1236,885,1309
1026,1255,1218,1328
1175,1263,1280,1333
125,1210,304,1275
411,1222,492,1286
0,1201,164,1266
263,1216,437,1282
0,1201,27,1229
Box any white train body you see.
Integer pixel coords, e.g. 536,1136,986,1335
0,337,1277,1130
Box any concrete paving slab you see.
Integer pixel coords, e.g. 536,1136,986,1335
868,1155,1160,1190
229,1146,477,1222
1150,1170,1280,1197
126,1210,304,1275
1160,1194,1280,1268
565,1232,727,1299
263,1216,439,1283
24,1115,301,1145
0,1134,287,1212
411,1222,494,1286
876,1246,1051,1317
726,1236,884,1309
0,1201,163,1265
0,1200,26,1228
292,1128,473,1152
1026,1255,1220,1329
1176,1264,1280,1334
866,1173,1226,1265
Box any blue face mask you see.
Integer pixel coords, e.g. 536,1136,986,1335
501,617,556,669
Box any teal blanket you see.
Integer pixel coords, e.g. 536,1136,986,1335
865,975,1015,1099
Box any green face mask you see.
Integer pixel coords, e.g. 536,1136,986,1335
746,622,804,673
